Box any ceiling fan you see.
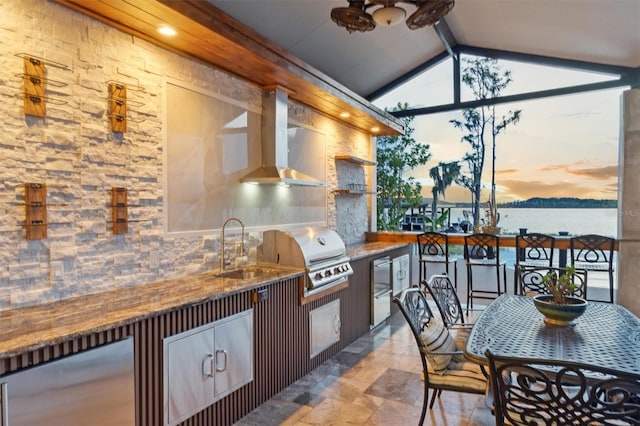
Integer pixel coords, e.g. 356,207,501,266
330,0,455,33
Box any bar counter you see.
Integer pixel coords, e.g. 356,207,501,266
366,231,620,250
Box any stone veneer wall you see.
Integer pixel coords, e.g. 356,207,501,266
0,0,373,308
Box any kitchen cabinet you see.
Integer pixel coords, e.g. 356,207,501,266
392,254,410,295
0,338,135,426
309,299,341,358
163,309,253,426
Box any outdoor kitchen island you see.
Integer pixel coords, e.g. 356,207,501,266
0,241,409,426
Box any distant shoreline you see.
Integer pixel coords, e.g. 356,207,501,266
455,197,617,209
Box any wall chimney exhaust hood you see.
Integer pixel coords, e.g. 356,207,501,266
240,87,326,187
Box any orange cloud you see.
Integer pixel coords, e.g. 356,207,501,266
496,168,519,175
568,165,618,180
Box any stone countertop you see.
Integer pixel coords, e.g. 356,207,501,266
346,241,410,261
0,267,303,359
0,241,410,359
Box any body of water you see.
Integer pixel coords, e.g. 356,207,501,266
449,208,618,237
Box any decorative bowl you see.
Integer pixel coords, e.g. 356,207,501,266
532,294,588,326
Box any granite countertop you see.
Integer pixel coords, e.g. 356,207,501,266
346,241,409,261
0,241,410,359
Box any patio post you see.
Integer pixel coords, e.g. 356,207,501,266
617,87,640,316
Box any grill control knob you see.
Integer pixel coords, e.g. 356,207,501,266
315,272,323,280
325,270,332,277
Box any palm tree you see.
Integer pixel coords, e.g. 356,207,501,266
429,161,461,225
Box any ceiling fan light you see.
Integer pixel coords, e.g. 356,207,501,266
406,0,455,29
331,6,376,33
372,6,406,27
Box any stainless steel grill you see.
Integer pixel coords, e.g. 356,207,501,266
259,227,353,292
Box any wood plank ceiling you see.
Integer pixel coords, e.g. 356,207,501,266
52,0,404,136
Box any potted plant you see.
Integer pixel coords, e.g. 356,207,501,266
532,266,588,326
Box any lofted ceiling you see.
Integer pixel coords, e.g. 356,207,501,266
52,0,639,135
207,0,640,99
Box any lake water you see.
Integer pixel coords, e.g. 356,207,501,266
449,208,618,237
443,208,619,291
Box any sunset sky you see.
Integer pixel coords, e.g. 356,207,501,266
372,57,623,204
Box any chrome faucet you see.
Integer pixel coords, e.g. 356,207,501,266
220,217,245,271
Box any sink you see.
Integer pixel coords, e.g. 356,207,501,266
214,266,279,280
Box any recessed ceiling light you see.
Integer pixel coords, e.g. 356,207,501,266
157,25,177,37
339,112,350,118
371,126,380,133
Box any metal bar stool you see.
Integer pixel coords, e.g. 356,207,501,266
416,231,458,288
570,234,615,303
463,233,507,315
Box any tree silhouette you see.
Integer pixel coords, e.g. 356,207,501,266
376,103,431,230
429,161,460,222
450,57,522,227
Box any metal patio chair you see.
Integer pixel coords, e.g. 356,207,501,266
514,233,555,293
393,288,487,425
486,349,640,426
517,265,587,299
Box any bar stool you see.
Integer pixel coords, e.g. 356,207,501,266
464,233,507,315
416,231,458,288
570,234,615,303
514,233,555,294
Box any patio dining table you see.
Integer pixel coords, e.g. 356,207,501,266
464,294,640,375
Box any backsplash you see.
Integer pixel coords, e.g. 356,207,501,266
0,0,374,308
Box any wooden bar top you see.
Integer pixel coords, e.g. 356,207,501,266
365,231,620,250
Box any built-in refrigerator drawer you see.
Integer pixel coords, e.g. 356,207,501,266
371,257,392,328
372,289,392,327
0,337,135,426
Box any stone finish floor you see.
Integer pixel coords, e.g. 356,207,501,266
234,309,494,426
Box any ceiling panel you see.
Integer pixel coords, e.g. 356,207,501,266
208,0,640,98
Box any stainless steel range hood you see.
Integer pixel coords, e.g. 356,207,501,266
240,87,326,187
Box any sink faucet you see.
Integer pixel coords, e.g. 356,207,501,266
220,217,245,271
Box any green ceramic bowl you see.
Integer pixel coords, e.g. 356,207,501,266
533,295,588,326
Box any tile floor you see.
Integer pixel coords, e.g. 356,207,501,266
234,309,495,426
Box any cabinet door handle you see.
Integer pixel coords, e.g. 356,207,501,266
202,353,214,377
215,349,228,372
333,314,341,334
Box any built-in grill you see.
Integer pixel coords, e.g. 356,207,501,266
259,227,353,292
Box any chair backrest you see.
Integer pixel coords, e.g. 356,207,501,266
486,350,640,426
424,274,465,326
515,233,555,267
417,231,449,259
570,234,615,271
393,288,435,348
464,233,501,263
393,288,458,374
517,265,587,298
